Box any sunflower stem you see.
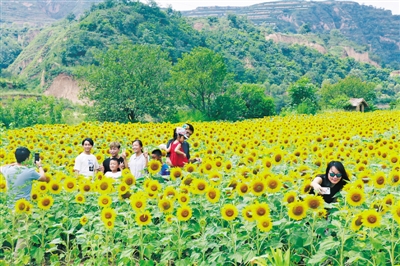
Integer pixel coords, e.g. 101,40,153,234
140,225,144,260
230,221,236,255
389,217,396,266
177,221,182,260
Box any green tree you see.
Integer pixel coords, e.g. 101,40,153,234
169,47,227,118
288,77,318,106
239,83,275,118
77,43,172,122
319,75,376,108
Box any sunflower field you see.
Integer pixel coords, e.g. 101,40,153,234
1,111,400,265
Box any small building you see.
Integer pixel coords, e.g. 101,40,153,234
349,98,368,112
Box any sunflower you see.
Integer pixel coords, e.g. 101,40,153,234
163,186,177,201
224,161,233,172
146,180,161,194
304,195,324,211
37,182,49,194
250,178,266,196
177,193,190,205
300,181,312,194
362,209,381,228
372,171,386,189
287,201,308,221
148,160,162,175
48,180,62,194
96,178,115,194
208,171,222,186
201,160,213,174
75,193,85,204
37,195,54,211
182,175,194,187
177,206,192,222
117,183,130,196
265,175,282,193
63,177,77,193
165,214,175,224
384,194,395,206
221,204,238,221
262,157,273,169
346,188,366,207
238,167,251,179
98,195,112,208
242,205,255,222
130,196,147,212
236,182,249,197
122,173,136,186
79,180,92,193
31,190,40,201
192,179,208,195
184,163,196,173
253,202,270,219
391,202,400,224
15,198,30,214
206,187,220,204
170,167,183,180
370,200,388,214
389,170,400,186
0,179,7,193
101,207,117,222
80,215,88,226
158,198,174,213
104,219,115,230
283,191,297,204
135,210,152,226
257,216,273,232
214,158,223,169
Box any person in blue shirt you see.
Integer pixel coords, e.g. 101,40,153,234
151,149,169,176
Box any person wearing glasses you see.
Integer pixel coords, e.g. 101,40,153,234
311,161,349,203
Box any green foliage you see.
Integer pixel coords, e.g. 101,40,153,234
288,77,318,106
170,47,227,119
77,43,172,122
0,96,66,128
239,84,275,118
7,1,204,89
319,75,376,108
210,94,247,121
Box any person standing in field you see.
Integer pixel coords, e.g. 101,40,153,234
166,123,200,165
167,127,189,167
0,147,48,258
102,141,124,174
122,139,148,180
74,138,100,178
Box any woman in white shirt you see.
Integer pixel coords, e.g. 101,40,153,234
122,139,148,180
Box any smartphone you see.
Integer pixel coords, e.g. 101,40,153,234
321,187,330,195
34,153,40,163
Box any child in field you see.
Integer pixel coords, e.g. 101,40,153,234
102,141,124,174
151,149,170,176
167,127,188,167
104,158,122,179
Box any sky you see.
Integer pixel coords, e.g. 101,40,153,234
142,0,400,15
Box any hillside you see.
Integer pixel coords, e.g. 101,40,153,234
2,0,398,110
182,1,400,69
0,0,102,26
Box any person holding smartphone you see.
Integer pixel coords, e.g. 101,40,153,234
0,147,48,257
310,161,349,203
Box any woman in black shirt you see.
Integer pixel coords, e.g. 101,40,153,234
311,161,349,203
